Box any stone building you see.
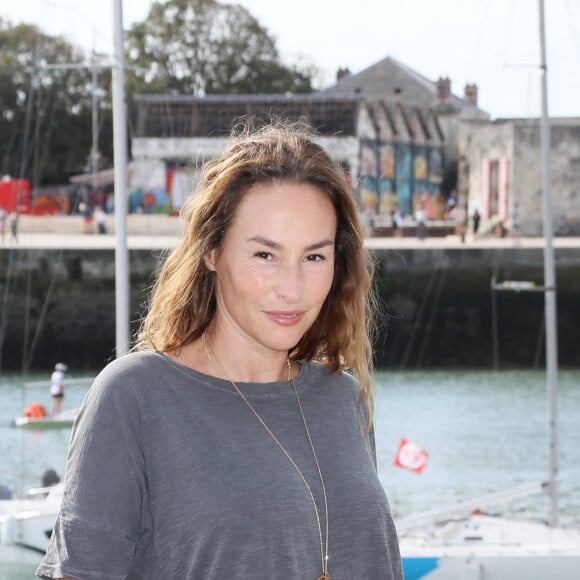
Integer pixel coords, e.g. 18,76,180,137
130,56,486,221
458,117,580,236
132,93,446,219
325,56,489,165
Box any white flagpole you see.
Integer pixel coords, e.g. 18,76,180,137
538,0,559,527
112,0,130,356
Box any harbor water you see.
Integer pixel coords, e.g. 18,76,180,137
1,369,579,578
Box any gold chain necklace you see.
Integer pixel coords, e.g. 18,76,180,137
202,331,331,580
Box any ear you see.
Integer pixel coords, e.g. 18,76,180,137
204,249,217,271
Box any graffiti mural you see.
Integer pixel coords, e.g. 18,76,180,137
413,145,428,216
395,143,413,215
168,167,201,210
378,143,397,215
357,139,445,221
129,160,171,213
357,140,379,213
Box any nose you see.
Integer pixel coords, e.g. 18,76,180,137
277,262,304,303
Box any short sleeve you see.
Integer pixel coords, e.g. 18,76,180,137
36,359,149,580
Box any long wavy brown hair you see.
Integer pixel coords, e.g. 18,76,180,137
136,119,377,423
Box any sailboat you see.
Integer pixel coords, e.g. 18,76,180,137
397,2,580,578
398,487,580,580
0,484,63,571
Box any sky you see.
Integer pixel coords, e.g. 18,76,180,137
2,0,580,120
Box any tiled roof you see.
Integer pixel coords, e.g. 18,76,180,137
323,55,482,113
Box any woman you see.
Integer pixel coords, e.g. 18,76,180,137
37,121,403,580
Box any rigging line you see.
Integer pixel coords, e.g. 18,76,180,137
533,310,546,369
0,248,17,371
20,251,33,500
381,249,408,369
564,0,580,67
465,0,493,76
34,84,57,190
416,264,446,370
16,26,41,185
23,248,66,374
501,0,517,68
399,259,437,370
16,6,60,506
491,273,500,370
33,74,60,190
22,247,33,382
499,0,520,116
490,249,505,370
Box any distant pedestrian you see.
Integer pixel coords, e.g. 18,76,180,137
94,205,107,234
450,203,467,243
9,210,18,243
472,209,481,238
392,206,404,237
80,202,93,234
415,207,427,240
445,190,457,217
50,362,67,416
495,221,507,238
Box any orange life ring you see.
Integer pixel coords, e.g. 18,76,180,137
24,402,47,418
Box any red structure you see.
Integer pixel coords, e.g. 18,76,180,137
0,178,31,213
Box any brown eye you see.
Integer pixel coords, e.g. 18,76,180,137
254,251,273,260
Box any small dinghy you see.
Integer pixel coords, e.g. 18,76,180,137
13,403,78,430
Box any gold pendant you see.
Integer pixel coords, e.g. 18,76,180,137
318,574,331,580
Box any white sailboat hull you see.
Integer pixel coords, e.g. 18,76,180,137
0,486,61,571
400,514,580,580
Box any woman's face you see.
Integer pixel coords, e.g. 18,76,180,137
205,181,337,355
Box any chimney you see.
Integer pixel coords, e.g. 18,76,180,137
464,83,478,106
336,67,351,82
436,76,451,103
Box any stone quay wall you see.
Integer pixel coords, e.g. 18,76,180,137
1,236,579,372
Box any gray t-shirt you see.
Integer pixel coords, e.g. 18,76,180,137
37,351,402,579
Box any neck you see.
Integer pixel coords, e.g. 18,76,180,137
202,328,291,383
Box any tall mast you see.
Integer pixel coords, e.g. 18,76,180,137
112,0,130,356
538,0,559,527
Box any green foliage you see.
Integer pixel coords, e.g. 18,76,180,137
1,2,316,187
0,18,113,185
125,0,316,96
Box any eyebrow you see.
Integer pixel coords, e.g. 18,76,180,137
247,235,335,252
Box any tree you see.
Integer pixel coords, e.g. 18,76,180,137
0,18,113,186
125,0,316,96
0,1,317,187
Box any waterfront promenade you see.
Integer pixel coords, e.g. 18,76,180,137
6,231,580,252
5,214,580,251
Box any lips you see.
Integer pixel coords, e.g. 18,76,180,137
265,311,305,326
